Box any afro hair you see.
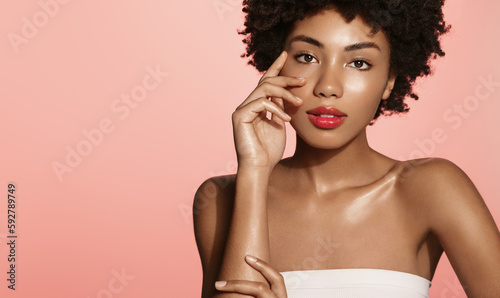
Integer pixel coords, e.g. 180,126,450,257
238,0,450,121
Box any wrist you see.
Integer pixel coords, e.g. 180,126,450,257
235,166,273,195
237,164,273,177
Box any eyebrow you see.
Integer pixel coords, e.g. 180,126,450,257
288,34,381,52
345,42,381,52
289,35,324,48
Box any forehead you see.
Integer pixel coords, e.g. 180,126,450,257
285,8,390,52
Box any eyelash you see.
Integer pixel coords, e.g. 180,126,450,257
348,60,372,71
294,52,317,64
294,53,372,71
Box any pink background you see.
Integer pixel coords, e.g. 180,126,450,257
1,1,499,297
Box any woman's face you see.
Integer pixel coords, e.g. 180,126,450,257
280,8,396,149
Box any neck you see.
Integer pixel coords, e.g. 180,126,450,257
284,129,391,193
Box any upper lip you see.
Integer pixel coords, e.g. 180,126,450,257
306,106,347,117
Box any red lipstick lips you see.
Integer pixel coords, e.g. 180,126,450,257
306,106,347,129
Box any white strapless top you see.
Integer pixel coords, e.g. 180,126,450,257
279,268,431,298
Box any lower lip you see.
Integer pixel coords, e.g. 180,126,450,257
307,114,346,129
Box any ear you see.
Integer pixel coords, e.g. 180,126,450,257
382,73,397,100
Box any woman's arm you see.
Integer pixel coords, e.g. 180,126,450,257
216,167,272,284
194,175,235,298
194,171,286,298
211,167,273,298
194,51,304,297
193,171,277,298
411,158,500,297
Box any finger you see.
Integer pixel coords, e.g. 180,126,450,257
233,98,291,124
270,97,285,125
271,97,284,110
215,280,276,297
245,255,287,297
258,76,306,88
237,83,303,110
259,51,288,84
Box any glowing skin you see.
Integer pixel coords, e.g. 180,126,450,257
280,9,395,150
195,7,500,298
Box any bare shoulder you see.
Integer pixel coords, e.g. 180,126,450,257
395,157,488,223
397,158,500,296
396,157,477,200
397,157,468,182
193,174,236,224
193,174,236,260
193,174,236,297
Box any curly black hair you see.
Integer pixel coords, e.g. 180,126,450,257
239,0,450,121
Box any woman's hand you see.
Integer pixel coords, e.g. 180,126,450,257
232,51,305,170
215,255,288,297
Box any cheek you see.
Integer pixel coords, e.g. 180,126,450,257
280,59,317,79
344,72,388,106
344,74,369,95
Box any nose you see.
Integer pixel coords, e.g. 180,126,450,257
313,63,344,99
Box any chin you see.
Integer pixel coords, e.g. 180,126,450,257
295,129,351,150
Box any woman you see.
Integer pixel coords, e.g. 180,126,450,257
194,1,500,297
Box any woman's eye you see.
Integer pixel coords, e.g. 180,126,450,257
349,60,371,70
296,54,317,63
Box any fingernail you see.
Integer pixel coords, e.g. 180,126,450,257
296,97,303,103
215,281,227,288
246,255,257,263
297,77,305,81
